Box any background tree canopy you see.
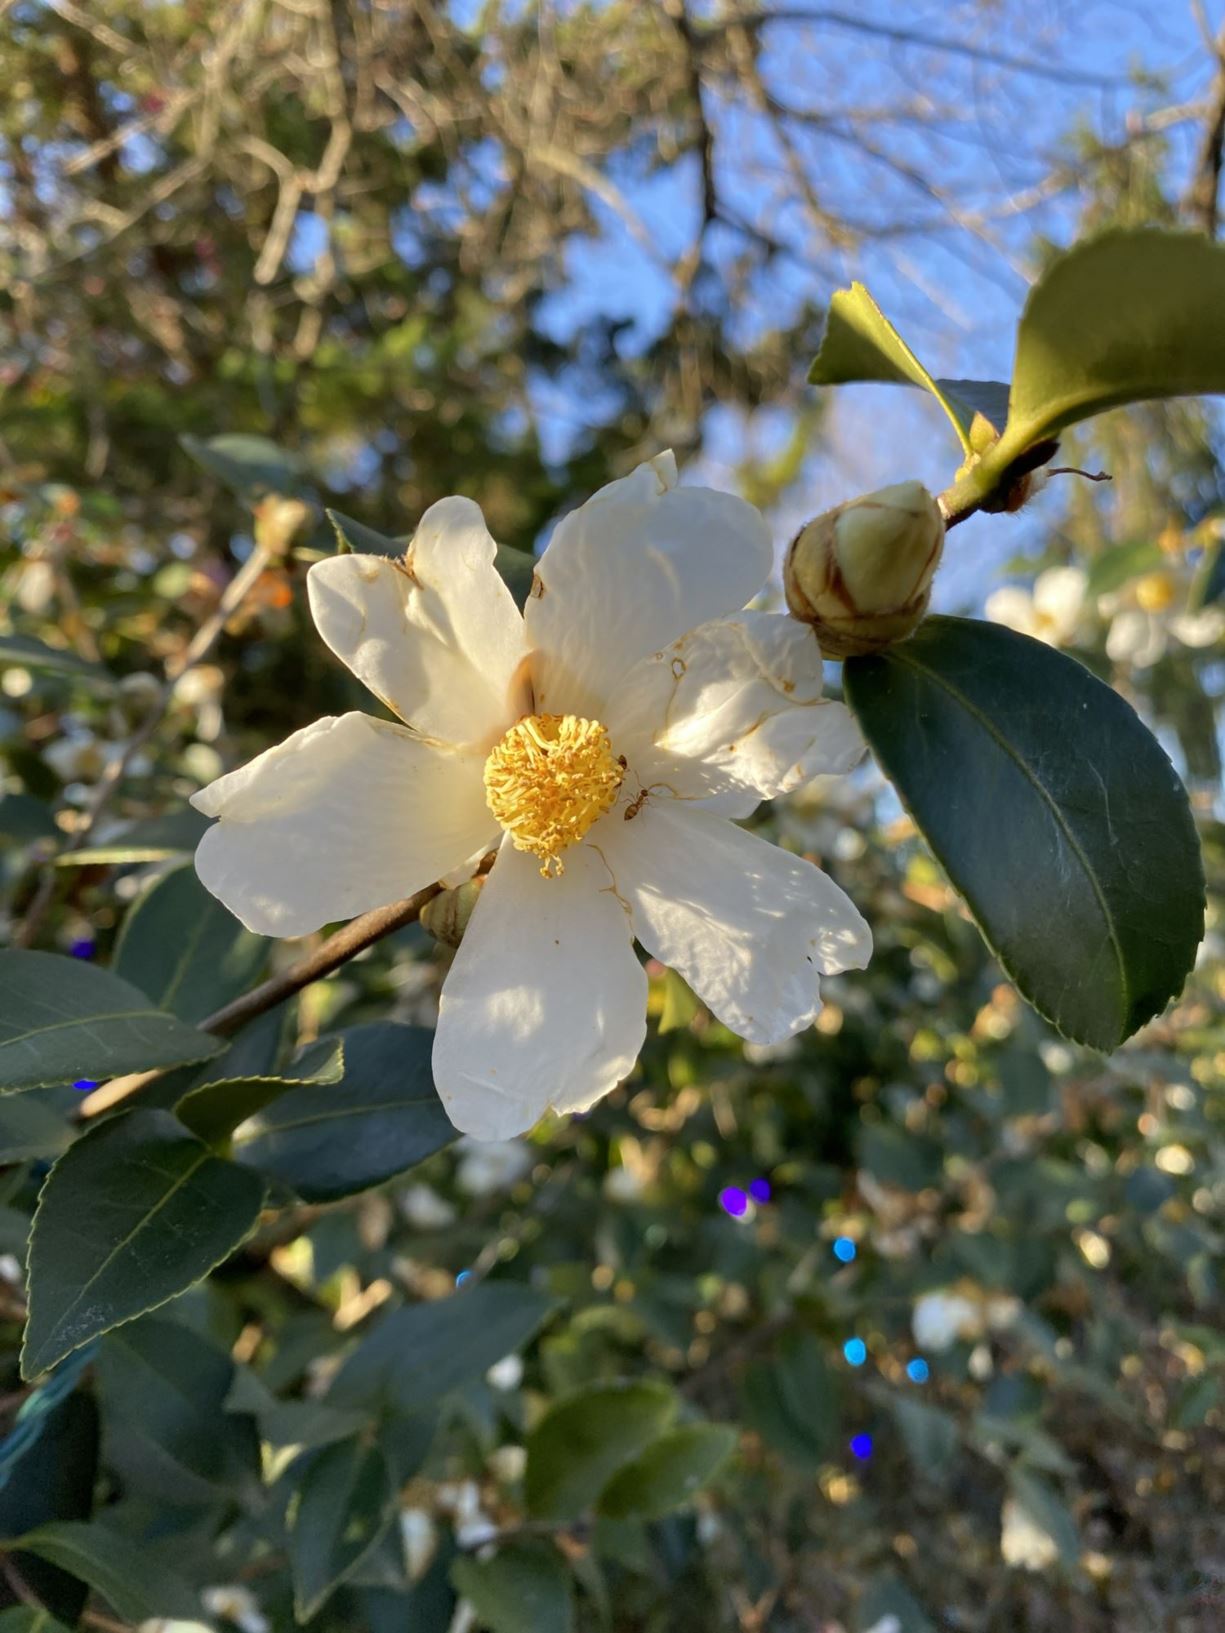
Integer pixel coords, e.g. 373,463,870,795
0,3,1222,1631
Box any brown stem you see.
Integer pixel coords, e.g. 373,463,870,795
78,855,495,1120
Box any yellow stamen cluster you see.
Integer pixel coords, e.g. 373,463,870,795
484,713,623,876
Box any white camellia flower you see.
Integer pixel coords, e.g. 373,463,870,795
191,453,871,1138
984,565,1088,648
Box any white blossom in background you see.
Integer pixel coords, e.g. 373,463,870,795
911,1289,983,1352
399,1507,438,1581
455,1136,533,1195
984,565,1088,648
1101,568,1225,669
487,1443,528,1484
200,1588,268,1633
399,1182,458,1230
191,453,871,1139
485,1353,524,1391
1000,1497,1061,1571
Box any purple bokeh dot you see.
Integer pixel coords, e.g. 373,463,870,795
69,938,96,960
718,1186,749,1218
748,1177,771,1204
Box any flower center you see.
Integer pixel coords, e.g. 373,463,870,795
484,713,623,876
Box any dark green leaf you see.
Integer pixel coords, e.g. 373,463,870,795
180,432,305,499
0,952,224,1093
95,1316,259,1503
855,1572,936,1633
0,633,114,689
451,1541,573,1633
12,1521,199,1622
525,1380,677,1522
231,1022,455,1200
0,795,58,848
176,1036,344,1144
1189,536,1225,609
326,509,402,555
890,1396,960,1483
740,1329,840,1468
598,1423,737,1519
0,1388,98,1626
113,862,268,1024
844,617,1204,1048
329,1282,556,1416
57,806,210,868
22,1108,265,1377
289,1437,397,1620
0,1611,74,1633
0,1093,71,1163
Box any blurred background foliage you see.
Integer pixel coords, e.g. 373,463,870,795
0,2,1222,1631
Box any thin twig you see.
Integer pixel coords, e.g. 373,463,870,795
78,855,495,1120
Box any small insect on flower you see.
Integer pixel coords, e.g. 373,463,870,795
191,453,871,1140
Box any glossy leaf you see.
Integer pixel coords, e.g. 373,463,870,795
329,1281,555,1415
995,230,1225,468
844,617,1204,1048
289,1437,397,1620
0,633,114,689
12,1521,199,1622
95,1316,259,1503
451,1541,573,1633
525,1380,677,1521
180,431,305,498
0,951,224,1093
598,1423,737,1519
808,282,1008,451
231,1022,454,1200
176,1035,344,1145
113,862,268,1024
0,1387,98,1626
22,1108,265,1377
55,806,210,868
0,1093,72,1163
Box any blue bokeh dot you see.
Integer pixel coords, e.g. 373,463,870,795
69,938,95,960
455,1269,473,1287
833,1236,857,1263
73,1079,99,1093
719,1186,749,1218
906,1357,930,1384
850,1432,873,1461
843,1337,868,1367
748,1177,771,1204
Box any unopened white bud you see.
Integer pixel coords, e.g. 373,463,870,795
785,480,945,658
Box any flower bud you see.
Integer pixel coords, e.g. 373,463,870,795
420,875,485,948
784,480,945,658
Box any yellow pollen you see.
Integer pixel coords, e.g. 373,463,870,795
484,713,623,876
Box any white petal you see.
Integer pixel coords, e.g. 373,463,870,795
1031,565,1087,634
433,839,646,1138
307,497,527,749
525,454,772,718
192,713,496,936
600,802,870,1044
1106,609,1165,667
1170,607,1225,647
984,586,1037,638
607,611,864,812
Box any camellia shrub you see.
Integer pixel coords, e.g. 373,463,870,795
0,230,1221,1631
